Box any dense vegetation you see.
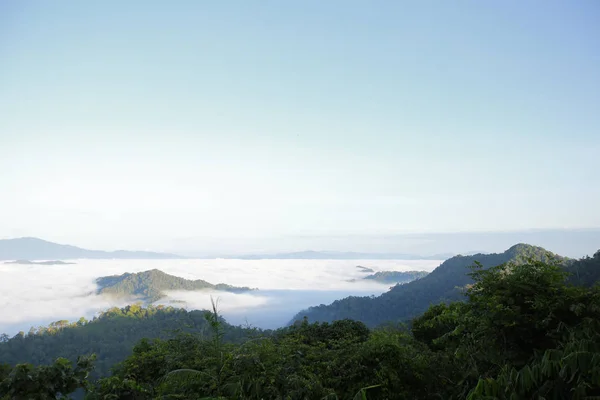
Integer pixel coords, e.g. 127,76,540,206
2,251,599,399
292,244,570,326
2,244,599,399
97,269,254,302
565,250,600,287
0,305,256,378
363,270,429,284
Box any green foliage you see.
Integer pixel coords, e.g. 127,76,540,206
412,257,600,399
0,305,255,378
411,302,466,351
565,250,600,287
4,246,600,399
0,355,95,399
89,318,445,400
363,270,429,284
96,269,253,302
467,327,600,399
462,260,580,364
293,243,568,327
278,318,371,347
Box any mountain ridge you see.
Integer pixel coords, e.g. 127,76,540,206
291,243,570,327
96,269,255,302
4,260,76,265
0,237,183,260
229,250,454,260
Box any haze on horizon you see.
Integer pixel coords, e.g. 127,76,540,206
1,1,599,255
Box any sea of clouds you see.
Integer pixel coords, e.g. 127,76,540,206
0,258,443,336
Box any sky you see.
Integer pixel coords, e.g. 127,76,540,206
1,1,599,254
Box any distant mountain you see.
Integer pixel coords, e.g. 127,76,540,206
4,260,76,265
356,265,375,273
291,243,569,327
96,269,254,302
0,237,183,260
363,270,429,284
232,250,453,260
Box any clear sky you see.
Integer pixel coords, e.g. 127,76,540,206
1,1,599,254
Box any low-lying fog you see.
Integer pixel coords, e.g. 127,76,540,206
0,259,443,336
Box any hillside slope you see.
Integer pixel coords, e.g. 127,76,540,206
363,270,429,284
0,306,254,377
2,253,600,399
291,243,569,327
97,269,254,302
565,249,600,286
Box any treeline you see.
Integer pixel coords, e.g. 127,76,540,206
97,269,254,302
2,257,600,399
0,304,257,378
363,270,429,283
291,244,580,326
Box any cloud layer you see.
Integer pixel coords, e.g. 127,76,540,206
0,258,442,335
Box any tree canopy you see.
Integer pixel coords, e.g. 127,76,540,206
2,245,599,399
291,244,570,327
363,270,429,284
96,269,254,302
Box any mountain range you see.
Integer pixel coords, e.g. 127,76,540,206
0,237,183,260
1,243,599,399
0,237,456,261
291,243,574,327
230,250,455,260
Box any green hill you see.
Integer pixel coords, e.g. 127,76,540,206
291,243,569,327
0,305,256,378
363,270,429,284
4,260,76,265
1,250,599,399
3,255,600,399
565,249,600,286
96,269,254,302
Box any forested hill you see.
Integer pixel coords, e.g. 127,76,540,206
97,269,254,302
2,257,600,399
565,249,600,286
292,243,570,327
0,305,256,378
363,270,429,284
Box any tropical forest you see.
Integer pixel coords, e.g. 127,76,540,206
1,244,599,399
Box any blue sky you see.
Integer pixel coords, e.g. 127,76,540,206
0,1,599,254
